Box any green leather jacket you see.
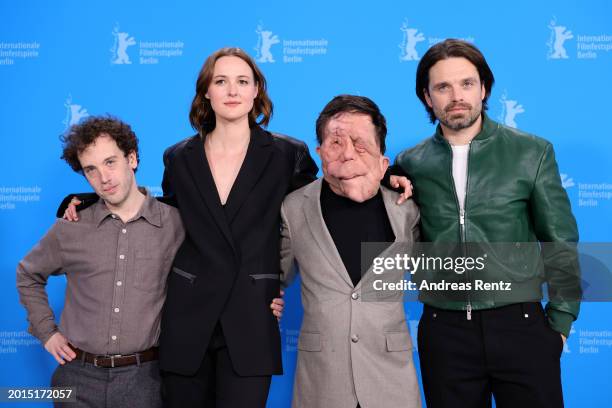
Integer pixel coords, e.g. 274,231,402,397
396,115,580,337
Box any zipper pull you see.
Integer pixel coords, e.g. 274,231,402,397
459,209,465,225
466,303,472,321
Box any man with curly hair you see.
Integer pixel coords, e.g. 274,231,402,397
16,116,184,408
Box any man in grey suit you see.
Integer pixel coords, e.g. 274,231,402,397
280,95,422,408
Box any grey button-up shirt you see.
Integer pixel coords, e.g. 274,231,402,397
17,194,184,355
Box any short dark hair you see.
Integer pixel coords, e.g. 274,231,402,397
315,95,387,154
189,47,273,134
61,115,139,173
416,39,495,123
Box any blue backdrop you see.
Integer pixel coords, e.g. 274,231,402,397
1,1,611,406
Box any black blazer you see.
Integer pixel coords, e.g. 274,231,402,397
159,126,318,376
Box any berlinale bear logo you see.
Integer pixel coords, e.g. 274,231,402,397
255,24,280,63
499,92,525,129
111,23,136,65
63,94,89,129
399,20,425,61
547,17,573,59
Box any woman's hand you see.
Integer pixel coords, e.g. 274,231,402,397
270,290,285,321
63,197,82,221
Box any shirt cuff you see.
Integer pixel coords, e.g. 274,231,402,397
32,323,59,346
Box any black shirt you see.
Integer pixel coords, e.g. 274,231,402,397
320,180,395,286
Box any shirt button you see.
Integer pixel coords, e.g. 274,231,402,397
111,335,117,341
122,228,127,234
119,254,125,260
111,214,117,219
351,292,359,300
114,308,120,313
351,334,359,343
116,281,122,286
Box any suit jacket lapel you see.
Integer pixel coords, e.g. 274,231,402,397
355,186,409,291
183,135,236,253
303,179,354,288
224,127,273,224
381,187,407,241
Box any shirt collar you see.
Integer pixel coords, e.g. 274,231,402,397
93,190,162,228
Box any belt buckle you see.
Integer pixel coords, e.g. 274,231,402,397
110,354,124,368
92,354,119,368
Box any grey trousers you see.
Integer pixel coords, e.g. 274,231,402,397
50,357,162,408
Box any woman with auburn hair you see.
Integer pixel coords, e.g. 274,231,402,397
57,47,412,407
158,47,318,407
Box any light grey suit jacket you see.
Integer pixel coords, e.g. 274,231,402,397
281,179,422,408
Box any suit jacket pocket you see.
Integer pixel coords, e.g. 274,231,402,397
385,331,413,352
298,332,322,352
172,266,196,284
249,274,280,280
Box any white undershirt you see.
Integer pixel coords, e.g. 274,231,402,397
451,144,470,214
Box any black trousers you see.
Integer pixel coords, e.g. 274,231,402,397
418,302,564,408
162,323,271,408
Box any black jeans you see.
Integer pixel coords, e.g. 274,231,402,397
418,302,564,408
162,323,271,408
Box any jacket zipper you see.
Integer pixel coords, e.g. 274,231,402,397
448,140,473,320
464,142,472,320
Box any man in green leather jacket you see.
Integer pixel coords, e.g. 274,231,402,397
395,39,580,408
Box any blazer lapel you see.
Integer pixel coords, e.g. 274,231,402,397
355,186,410,291
381,186,407,241
224,127,273,224
303,179,354,288
183,135,236,253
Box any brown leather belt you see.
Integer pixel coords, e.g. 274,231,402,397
73,347,158,368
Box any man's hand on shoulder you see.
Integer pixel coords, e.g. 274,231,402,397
389,175,413,204
44,332,76,365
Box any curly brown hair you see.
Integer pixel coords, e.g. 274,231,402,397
189,47,273,134
61,115,139,173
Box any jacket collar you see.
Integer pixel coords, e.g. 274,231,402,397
181,126,274,252
301,178,406,289
433,113,500,144
223,126,273,223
